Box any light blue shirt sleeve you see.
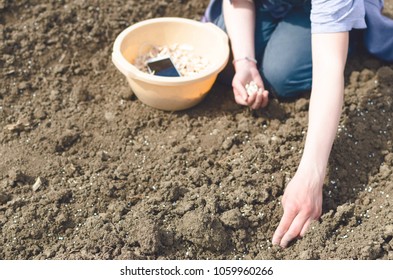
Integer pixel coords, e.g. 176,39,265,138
311,0,367,33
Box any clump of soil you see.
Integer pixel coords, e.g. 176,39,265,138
0,0,392,260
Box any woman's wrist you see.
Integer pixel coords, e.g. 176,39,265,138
297,156,327,185
232,56,257,65
233,57,258,71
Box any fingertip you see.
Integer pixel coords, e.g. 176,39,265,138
261,91,269,108
272,239,280,247
262,98,268,108
278,236,292,248
280,241,288,249
253,89,266,110
272,230,284,246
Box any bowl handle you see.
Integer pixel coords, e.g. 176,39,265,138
112,52,137,79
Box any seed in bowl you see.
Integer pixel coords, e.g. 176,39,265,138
133,43,209,77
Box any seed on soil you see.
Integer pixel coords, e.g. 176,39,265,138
32,177,43,192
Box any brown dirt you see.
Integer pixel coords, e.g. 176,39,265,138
1,0,392,260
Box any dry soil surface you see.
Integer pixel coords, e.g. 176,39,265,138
1,0,393,260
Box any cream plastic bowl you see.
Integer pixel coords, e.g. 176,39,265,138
112,17,230,111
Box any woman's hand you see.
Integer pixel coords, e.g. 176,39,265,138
272,32,349,248
232,60,269,109
223,0,268,109
272,167,324,248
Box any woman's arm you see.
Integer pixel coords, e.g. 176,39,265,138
272,32,349,248
223,0,269,108
223,0,255,63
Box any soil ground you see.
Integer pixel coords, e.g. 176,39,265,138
1,0,392,260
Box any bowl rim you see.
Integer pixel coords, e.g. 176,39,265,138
112,17,230,85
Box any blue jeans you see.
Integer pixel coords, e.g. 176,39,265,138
364,0,393,61
213,3,313,99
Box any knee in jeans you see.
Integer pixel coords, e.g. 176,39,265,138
262,64,293,98
364,41,393,61
262,60,312,98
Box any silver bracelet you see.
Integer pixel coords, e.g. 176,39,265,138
232,56,257,65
